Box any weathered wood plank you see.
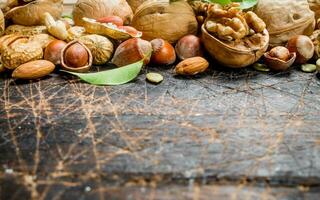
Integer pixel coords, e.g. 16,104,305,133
0,65,320,199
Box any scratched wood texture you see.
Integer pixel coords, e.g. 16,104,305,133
0,61,320,200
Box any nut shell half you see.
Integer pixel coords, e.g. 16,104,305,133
264,52,296,71
201,25,269,68
82,17,142,40
61,40,93,72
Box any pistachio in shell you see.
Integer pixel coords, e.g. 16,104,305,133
61,40,93,72
4,0,63,26
254,0,315,46
1,37,44,70
5,25,47,36
201,25,269,68
79,34,114,65
111,38,152,67
12,60,55,79
131,0,198,43
72,0,133,26
82,17,142,40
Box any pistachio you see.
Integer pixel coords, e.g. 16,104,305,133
301,64,317,73
146,72,163,84
316,58,320,70
253,63,270,72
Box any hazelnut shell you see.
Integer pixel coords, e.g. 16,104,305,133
264,52,296,71
61,40,92,72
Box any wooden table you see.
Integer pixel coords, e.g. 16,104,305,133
0,64,320,200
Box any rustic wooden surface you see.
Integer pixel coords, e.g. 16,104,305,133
0,62,320,200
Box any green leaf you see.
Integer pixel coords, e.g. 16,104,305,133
208,0,232,5
237,0,258,9
61,60,144,86
203,0,257,9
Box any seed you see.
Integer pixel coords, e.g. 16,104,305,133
146,72,163,84
301,64,317,73
253,63,270,72
316,59,320,70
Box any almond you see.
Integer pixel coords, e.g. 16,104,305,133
12,60,55,79
174,57,209,75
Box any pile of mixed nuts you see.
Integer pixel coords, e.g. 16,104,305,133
0,0,319,85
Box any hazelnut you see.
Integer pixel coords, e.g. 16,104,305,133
150,38,176,65
264,46,296,71
44,40,67,65
268,46,290,61
175,35,203,60
64,43,89,68
111,38,152,67
96,16,124,26
287,35,314,64
61,41,92,72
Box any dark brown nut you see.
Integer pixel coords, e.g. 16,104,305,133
44,40,67,65
150,38,176,65
111,38,152,67
61,41,92,72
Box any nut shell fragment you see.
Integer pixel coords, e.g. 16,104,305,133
12,60,55,79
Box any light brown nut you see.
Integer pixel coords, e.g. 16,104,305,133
2,40,43,70
174,56,209,75
12,60,55,79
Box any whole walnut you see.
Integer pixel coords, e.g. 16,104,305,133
255,0,315,46
73,0,133,26
79,34,114,65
